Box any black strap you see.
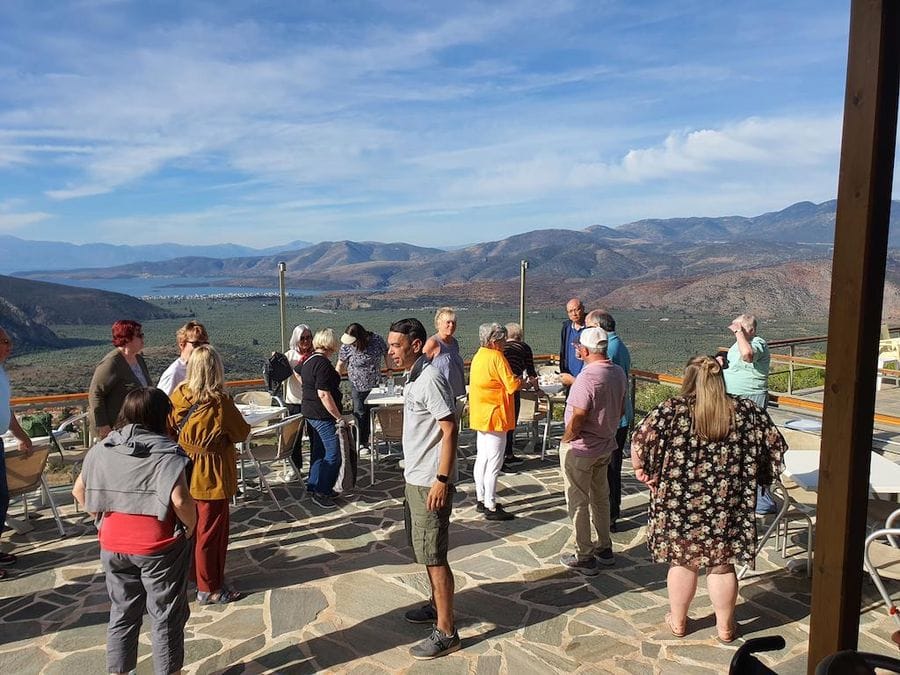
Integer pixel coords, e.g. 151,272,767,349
176,402,200,440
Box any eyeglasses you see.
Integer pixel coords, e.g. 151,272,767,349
187,340,209,346
0,338,10,344
135,332,144,339
299,335,313,341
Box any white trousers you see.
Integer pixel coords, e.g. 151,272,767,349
474,430,506,509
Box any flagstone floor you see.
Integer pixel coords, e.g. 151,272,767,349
2,421,899,674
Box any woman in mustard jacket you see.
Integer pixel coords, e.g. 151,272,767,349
468,323,522,521
169,345,250,605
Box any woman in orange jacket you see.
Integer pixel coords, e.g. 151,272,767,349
468,323,522,521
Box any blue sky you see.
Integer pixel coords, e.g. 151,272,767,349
0,0,876,248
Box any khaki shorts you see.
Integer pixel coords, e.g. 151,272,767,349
404,483,454,566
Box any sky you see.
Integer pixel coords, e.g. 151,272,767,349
0,0,883,249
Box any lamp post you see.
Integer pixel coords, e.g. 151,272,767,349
519,259,529,335
278,262,287,352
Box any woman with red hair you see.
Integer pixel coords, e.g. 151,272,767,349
89,320,152,439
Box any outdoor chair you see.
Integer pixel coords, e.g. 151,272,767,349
235,390,282,407
370,405,403,485
877,338,900,390
864,506,900,628
5,446,66,536
516,390,551,459
243,414,304,513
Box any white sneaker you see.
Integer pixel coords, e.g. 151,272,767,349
358,445,371,457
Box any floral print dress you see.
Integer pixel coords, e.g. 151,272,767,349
630,396,787,567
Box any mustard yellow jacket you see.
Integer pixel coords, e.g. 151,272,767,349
169,385,250,500
468,346,522,432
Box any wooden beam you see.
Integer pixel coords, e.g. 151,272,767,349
807,0,900,670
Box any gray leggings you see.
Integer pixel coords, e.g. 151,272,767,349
102,534,192,675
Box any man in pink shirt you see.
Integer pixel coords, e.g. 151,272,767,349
558,327,627,576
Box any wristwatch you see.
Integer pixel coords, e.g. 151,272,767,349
436,474,449,484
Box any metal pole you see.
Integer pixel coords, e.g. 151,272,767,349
789,345,795,394
278,262,287,353
519,259,529,335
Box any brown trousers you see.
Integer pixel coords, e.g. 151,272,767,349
192,499,230,593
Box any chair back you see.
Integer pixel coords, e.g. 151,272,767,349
374,405,404,442
518,392,540,423
246,414,304,462
234,391,276,406
6,447,51,497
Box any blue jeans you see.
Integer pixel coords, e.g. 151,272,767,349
0,438,8,537
307,418,342,497
351,387,373,447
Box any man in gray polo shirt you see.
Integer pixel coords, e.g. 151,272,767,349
387,317,461,660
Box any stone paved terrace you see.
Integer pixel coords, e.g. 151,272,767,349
2,416,900,674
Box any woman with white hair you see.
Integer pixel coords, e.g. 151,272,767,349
300,328,344,510
284,324,314,477
424,307,467,400
468,322,522,521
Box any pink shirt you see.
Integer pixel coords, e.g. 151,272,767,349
564,359,627,457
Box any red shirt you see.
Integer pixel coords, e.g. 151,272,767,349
99,510,180,555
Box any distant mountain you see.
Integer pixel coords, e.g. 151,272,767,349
604,199,900,245
12,199,900,319
0,275,176,349
0,236,313,274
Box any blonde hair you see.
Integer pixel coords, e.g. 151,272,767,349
176,320,208,349
312,328,338,352
681,356,734,442
434,307,457,328
184,345,225,403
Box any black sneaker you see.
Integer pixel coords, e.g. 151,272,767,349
409,626,462,660
594,547,615,567
609,520,619,533
505,454,525,466
311,492,338,510
476,501,485,513
560,553,599,576
485,504,514,521
405,603,437,624
500,463,517,474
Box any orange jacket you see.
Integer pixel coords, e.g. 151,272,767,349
468,346,522,432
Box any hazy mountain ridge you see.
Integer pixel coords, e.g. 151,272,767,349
8,199,900,320
0,235,313,275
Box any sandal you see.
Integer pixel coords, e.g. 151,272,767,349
665,613,687,638
716,623,739,644
197,588,244,605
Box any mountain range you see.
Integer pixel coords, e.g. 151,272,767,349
0,236,313,275
7,199,900,321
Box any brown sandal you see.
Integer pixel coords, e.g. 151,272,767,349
665,613,687,638
716,624,739,644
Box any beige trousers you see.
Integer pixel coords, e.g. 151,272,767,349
560,442,612,559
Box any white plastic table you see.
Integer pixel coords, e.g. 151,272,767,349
784,450,900,495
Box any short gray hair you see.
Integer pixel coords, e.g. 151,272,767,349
478,322,507,347
505,322,523,341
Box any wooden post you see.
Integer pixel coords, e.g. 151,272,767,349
807,0,900,670
789,345,795,394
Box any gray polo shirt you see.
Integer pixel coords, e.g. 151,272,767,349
402,359,458,487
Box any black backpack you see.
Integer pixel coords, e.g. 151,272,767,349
264,351,294,394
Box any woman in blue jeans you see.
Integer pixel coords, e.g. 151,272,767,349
300,328,344,510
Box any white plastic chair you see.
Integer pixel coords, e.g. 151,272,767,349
864,507,900,627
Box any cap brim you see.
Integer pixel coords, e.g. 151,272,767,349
340,334,357,345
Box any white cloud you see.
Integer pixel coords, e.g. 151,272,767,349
0,211,53,232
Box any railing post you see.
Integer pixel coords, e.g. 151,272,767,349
789,345,795,394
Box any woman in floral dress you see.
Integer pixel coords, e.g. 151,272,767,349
630,355,786,643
